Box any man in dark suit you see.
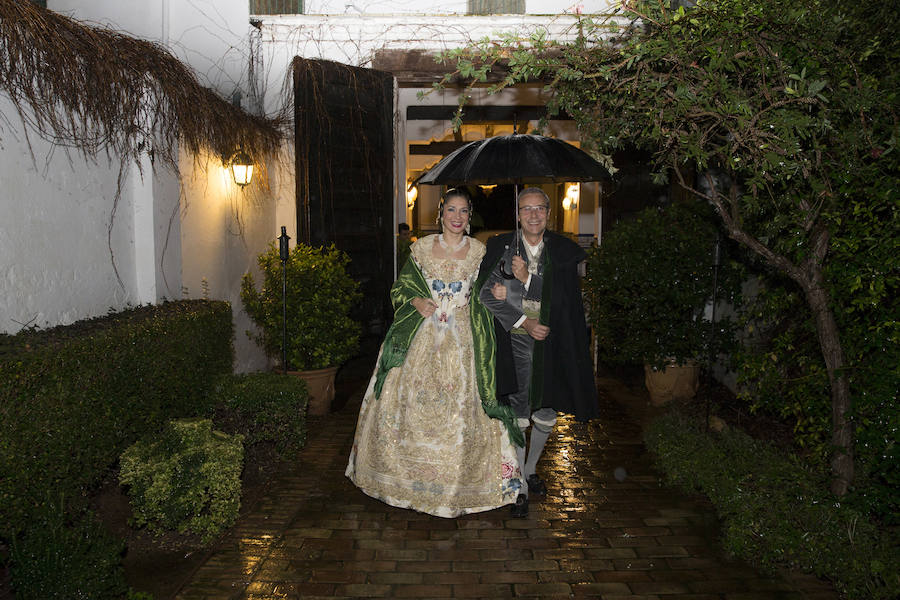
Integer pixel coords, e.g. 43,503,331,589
477,187,598,517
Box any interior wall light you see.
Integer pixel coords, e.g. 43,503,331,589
406,183,418,208
229,149,254,187
479,184,497,196
562,182,580,211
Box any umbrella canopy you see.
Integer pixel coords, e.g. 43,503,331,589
414,133,611,186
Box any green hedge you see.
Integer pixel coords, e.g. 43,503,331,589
0,300,233,538
212,372,308,458
645,411,899,599
8,498,128,600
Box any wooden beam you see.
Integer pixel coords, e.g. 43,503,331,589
409,141,468,155
406,105,571,121
372,48,512,87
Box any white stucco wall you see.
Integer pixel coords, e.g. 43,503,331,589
299,0,610,15
50,0,253,102
179,149,284,372
0,96,181,334
255,13,599,92
27,0,277,370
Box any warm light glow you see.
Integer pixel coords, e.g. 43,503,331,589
230,150,254,187
563,182,580,210
406,183,418,208
479,184,497,196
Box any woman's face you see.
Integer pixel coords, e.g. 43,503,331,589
441,196,471,235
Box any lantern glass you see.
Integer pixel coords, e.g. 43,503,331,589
231,151,254,186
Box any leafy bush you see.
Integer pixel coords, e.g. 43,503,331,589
119,418,244,543
0,300,233,539
241,242,361,370
8,499,127,600
585,203,743,368
212,372,308,458
737,262,899,524
645,411,899,599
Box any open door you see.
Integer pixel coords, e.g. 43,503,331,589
294,58,394,335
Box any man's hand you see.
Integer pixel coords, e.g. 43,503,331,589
511,255,529,284
491,282,507,301
411,297,438,318
522,318,549,341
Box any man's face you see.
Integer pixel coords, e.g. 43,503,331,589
518,193,549,238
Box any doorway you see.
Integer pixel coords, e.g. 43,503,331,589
293,58,394,334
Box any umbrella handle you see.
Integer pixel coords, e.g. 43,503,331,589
499,242,518,280
499,259,517,280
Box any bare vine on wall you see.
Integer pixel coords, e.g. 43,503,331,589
0,0,287,292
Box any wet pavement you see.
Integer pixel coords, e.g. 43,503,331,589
174,372,839,600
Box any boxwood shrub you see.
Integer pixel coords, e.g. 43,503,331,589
0,300,233,539
119,418,244,543
645,411,899,599
211,372,309,458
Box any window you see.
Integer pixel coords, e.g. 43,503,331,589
467,0,525,15
250,0,303,15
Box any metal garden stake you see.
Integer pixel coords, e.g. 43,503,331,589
278,226,290,375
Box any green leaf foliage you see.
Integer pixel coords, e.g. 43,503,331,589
119,418,244,543
240,243,362,371
212,372,309,458
586,202,743,367
646,411,899,599
8,498,128,600
737,269,900,523
0,300,233,539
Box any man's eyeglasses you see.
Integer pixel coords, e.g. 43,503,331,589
518,205,548,215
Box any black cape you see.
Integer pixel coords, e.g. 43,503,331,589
476,231,599,422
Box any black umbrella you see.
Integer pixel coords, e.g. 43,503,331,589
414,133,611,276
414,133,611,186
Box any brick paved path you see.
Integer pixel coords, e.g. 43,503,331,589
175,375,838,600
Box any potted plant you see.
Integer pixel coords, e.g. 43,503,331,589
240,242,361,415
585,203,742,405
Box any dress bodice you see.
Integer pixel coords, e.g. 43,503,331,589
410,234,486,326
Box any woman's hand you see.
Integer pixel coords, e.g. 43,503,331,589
491,283,507,301
411,297,438,318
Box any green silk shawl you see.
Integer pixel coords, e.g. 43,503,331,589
373,256,525,447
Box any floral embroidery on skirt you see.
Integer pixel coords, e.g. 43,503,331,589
346,235,521,517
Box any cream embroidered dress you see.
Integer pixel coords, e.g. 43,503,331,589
346,235,521,517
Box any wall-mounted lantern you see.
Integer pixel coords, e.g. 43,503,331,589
230,149,254,187
406,183,418,208
562,182,580,211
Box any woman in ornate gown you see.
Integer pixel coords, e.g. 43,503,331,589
346,188,523,517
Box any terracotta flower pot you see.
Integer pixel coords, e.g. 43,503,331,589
644,360,700,406
287,366,338,416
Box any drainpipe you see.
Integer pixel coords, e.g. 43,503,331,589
161,0,170,47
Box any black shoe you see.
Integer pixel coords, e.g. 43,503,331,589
510,494,529,518
526,474,547,496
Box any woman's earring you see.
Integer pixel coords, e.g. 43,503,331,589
465,223,471,235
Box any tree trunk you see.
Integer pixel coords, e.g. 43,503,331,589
801,267,854,495
705,176,854,495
